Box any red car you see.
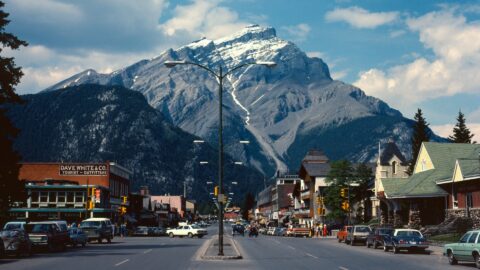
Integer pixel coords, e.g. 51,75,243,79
337,226,352,242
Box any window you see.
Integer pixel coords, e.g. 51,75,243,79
392,161,397,174
40,192,48,202
57,192,66,203
467,192,474,208
460,232,471,243
67,192,74,203
49,192,57,203
468,232,479,243
75,192,84,203
31,192,39,203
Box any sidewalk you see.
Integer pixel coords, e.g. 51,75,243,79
201,235,242,260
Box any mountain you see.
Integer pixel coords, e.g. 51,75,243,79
6,84,264,203
44,25,441,176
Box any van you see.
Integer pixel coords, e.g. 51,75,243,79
80,218,114,243
3,221,26,231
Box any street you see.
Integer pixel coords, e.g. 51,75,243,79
0,225,475,270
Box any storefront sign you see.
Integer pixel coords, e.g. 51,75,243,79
95,189,101,203
59,164,108,176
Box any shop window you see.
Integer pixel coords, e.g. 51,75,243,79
57,192,66,203
49,192,57,203
31,191,39,203
67,192,74,203
75,192,84,203
40,192,48,202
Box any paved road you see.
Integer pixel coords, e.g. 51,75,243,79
0,224,477,270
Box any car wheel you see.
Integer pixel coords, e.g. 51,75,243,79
393,245,399,254
475,253,480,269
373,242,378,249
188,233,193,238
169,233,174,238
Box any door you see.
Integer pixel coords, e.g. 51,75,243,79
456,232,472,260
465,232,479,262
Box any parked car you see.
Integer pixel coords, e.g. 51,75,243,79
26,222,68,252
0,229,32,257
68,228,87,247
166,225,207,238
150,227,166,236
345,225,371,245
80,218,114,243
266,227,276,236
286,224,311,237
383,229,429,254
337,226,352,243
366,227,394,249
444,230,480,267
133,226,150,236
259,227,267,235
3,221,26,231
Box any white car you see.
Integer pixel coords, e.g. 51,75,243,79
166,225,207,238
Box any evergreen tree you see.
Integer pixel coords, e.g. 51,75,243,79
407,109,430,175
352,163,373,223
0,1,28,224
449,111,476,144
324,160,353,222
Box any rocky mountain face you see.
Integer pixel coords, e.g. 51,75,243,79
45,25,440,176
7,84,264,202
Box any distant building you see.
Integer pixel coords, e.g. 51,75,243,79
150,195,186,218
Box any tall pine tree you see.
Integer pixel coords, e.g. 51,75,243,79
407,109,430,175
0,1,28,224
324,160,353,222
449,111,476,144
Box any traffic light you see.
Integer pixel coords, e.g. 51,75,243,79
340,188,347,198
88,200,94,210
89,187,96,197
317,208,326,215
341,201,349,211
119,206,127,215
214,186,219,196
122,196,127,204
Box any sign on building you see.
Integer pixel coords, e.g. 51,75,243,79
59,164,108,176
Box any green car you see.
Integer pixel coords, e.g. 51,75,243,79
444,230,480,268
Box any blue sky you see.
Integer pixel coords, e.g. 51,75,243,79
3,0,480,141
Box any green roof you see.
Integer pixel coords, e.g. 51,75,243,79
458,159,480,179
384,142,480,198
381,178,409,196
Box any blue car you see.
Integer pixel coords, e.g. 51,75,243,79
383,229,429,254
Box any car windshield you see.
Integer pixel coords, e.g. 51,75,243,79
80,221,101,228
4,223,23,230
396,230,422,237
356,226,370,232
28,224,51,233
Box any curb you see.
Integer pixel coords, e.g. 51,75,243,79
200,235,243,260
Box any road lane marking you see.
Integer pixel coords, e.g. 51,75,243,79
273,240,281,244
339,267,349,270
305,253,318,259
143,249,152,254
115,259,129,266
287,245,295,250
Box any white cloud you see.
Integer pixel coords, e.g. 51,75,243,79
160,0,248,40
331,70,348,80
354,10,480,112
306,51,324,58
390,30,406,38
280,23,311,42
325,6,399,29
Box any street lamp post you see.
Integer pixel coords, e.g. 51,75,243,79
165,60,275,256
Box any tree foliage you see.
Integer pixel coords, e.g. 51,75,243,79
0,1,27,223
449,111,476,144
407,109,430,175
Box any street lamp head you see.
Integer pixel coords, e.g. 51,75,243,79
231,181,238,185
193,140,205,144
239,140,250,144
164,60,186,68
255,61,276,68
199,161,209,165
234,161,243,165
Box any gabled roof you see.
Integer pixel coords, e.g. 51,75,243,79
301,162,331,177
381,178,410,197
457,159,480,179
384,142,480,198
380,142,407,166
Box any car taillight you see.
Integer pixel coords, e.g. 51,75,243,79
399,240,406,244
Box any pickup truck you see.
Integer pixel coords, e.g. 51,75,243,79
286,225,311,237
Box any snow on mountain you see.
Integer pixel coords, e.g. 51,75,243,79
44,25,440,176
